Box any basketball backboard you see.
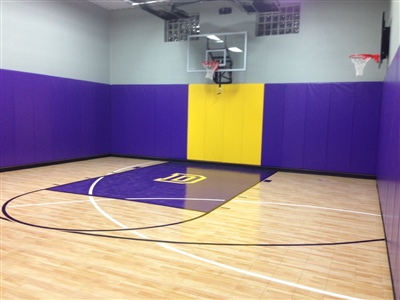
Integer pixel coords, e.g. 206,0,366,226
187,31,247,73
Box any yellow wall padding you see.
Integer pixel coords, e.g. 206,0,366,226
187,84,264,165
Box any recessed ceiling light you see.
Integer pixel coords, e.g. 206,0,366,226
228,47,243,52
207,35,221,41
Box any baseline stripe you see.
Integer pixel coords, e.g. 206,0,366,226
125,197,225,202
233,200,381,216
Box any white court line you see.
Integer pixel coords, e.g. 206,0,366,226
8,199,107,208
233,200,381,216
10,161,165,208
109,161,165,174
125,197,225,202
88,177,364,300
9,197,224,208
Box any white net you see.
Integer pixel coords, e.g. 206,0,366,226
350,55,371,76
202,61,219,80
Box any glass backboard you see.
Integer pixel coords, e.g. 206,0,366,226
187,31,247,73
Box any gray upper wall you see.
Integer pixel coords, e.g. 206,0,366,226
1,0,110,84
2,0,395,84
110,0,390,84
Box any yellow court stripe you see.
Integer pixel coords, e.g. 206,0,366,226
188,84,264,166
187,84,207,160
241,84,264,165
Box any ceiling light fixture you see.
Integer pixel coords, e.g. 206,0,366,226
207,35,221,41
124,0,165,6
228,47,243,52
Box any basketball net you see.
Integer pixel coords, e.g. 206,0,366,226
349,54,380,76
202,61,219,80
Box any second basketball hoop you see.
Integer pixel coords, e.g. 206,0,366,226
349,54,380,76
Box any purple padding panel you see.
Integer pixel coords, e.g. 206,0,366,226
377,46,400,300
261,84,285,167
0,69,110,168
326,83,355,173
111,85,188,160
51,78,83,160
303,84,330,170
169,86,188,159
110,86,136,153
136,86,157,156
155,88,172,158
154,86,189,159
351,82,381,174
111,85,156,157
14,73,36,165
80,83,111,156
262,82,381,175
281,84,307,168
34,75,54,162
0,70,16,166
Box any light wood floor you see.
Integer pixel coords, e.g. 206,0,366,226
0,157,393,299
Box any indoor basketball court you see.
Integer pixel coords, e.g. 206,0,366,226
1,0,399,299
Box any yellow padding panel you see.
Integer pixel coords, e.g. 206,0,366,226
188,84,264,165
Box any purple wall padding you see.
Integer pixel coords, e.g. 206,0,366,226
262,85,286,167
281,84,308,169
326,83,355,172
303,84,331,170
351,83,382,174
262,82,381,175
377,46,400,300
0,69,111,168
111,85,188,160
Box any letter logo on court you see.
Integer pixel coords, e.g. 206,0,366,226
154,173,206,184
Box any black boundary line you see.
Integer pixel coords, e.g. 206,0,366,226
1,161,201,232
1,162,384,248
1,154,376,180
67,230,385,247
2,191,386,247
1,167,276,233
2,186,210,232
0,154,110,173
1,216,11,221
112,154,376,180
274,167,376,180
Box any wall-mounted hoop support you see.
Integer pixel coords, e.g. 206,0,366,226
379,12,391,68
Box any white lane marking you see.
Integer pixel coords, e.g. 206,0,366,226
108,161,164,175
233,200,381,216
88,177,363,300
125,197,225,202
9,199,108,208
9,197,224,208
160,243,363,300
10,161,165,208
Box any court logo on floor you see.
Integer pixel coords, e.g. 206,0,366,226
154,173,206,184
